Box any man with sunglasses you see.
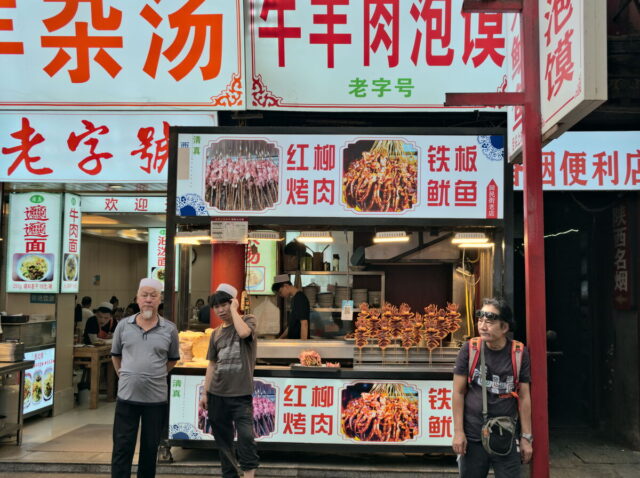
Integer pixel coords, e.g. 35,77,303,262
452,297,533,477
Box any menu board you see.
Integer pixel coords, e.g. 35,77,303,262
169,375,452,447
6,193,62,292
147,228,179,291
176,132,504,220
60,194,81,293
23,347,56,415
246,239,277,296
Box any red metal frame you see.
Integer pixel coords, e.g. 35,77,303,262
461,0,523,13
447,1,550,477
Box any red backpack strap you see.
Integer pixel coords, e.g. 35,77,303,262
511,340,525,390
467,337,482,384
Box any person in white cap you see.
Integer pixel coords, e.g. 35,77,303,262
271,274,309,340
199,283,259,478
110,278,180,478
83,301,116,345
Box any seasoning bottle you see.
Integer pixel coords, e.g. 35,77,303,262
332,254,340,271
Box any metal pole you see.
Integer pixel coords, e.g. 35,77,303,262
521,1,550,476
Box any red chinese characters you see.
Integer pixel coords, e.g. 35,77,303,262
258,0,302,67
309,0,351,69
454,146,477,172
134,197,149,211
427,179,450,207
157,233,166,267
68,120,112,175
2,117,52,176
612,203,630,309
428,415,452,438
41,0,123,83
131,121,169,174
247,240,262,265
283,384,306,407
410,0,453,67
67,207,80,254
24,205,49,254
543,0,575,101
462,13,505,68
282,383,335,437
0,0,24,54
559,151,587,186
364,0,399,67
140,0,223,81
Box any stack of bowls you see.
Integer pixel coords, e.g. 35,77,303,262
317,292,334,308
302,284,319,307
352,289,368,307
334,286,351,307
368,291,382,307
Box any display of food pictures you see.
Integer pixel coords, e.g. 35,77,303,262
246,266,265,292
32,371,43,404
253,380,276,438
63,253,78,281
342,140,418,212
341,382,419,442
44,368,54,400
24,373,32,406
204,139,279,211
13,253,54,282
152,266,165,282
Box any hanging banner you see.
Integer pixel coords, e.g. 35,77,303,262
0,112,217,183
506,1,607,161
60,194,82,293
147,228,179,291
612,200,634,310
247,0,507,111
169,374,453,447
81,196,166,213
512,131,640,191
0,1,244,109
175,131,504,220
6,193,62,293
246,239,277,296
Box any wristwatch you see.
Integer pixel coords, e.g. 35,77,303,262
521,433,533,443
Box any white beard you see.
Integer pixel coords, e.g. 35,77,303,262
142,310,153,319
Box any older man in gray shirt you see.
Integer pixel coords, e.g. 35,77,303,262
110,278,180,478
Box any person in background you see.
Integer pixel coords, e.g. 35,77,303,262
124,302,140,317
110,278,179,478
113,307,125,323
452,297,532,478
192,298,205,321
110,296,119,309
272,274,309,340
83,302,117,345
198,296,212,324
75,296,93,336
199,284,258,478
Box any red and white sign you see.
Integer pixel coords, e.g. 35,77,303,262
0,1,244,109
176,132,504,220
147,227,178,291
169,375,453,447
247,0,507,111
0,112,216,183
60,194,82,293
6,192,62,293
81,196,166,213
506,1,607,161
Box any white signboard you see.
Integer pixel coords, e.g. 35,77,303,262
513,131,640,191
147,228,178,291
507,1,607,161
24,347,56,415
81,196,166,213
210,218,249,244
169,374,453,447
6,193,62,293
1,1,244,109
60,194,82,293
247,0,507,111
176,132,504,220
0,112,217,183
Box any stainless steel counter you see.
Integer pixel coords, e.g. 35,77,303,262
257,339,354,360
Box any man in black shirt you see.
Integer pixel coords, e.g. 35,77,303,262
272,274,309,340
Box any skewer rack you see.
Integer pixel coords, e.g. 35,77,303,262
352,342,459,371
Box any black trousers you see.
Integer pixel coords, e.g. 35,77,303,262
111,400,166,478
458,439,521,478
207,393,259,478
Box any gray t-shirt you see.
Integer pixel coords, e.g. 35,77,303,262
111,315,180,404
453,339,531,441
206,315,257,397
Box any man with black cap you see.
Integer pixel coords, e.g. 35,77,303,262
83,301,116,345
452,297,533,477
271,274,309,340
199,283,259,478
110,278,180,478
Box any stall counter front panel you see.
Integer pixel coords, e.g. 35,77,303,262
169,366,453,451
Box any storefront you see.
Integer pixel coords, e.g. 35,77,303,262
165,126,509,451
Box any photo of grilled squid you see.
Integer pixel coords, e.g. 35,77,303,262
342,140,418,212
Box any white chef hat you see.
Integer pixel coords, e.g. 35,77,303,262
215,283,238,299
96,301,113,312
273,273,290,284
139,277,163,292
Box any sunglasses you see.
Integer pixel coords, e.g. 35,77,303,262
475,310,501,321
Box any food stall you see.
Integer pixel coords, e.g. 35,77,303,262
165,126,509,452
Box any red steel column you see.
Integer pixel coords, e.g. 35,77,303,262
210,243,246,328
521,1,549,476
